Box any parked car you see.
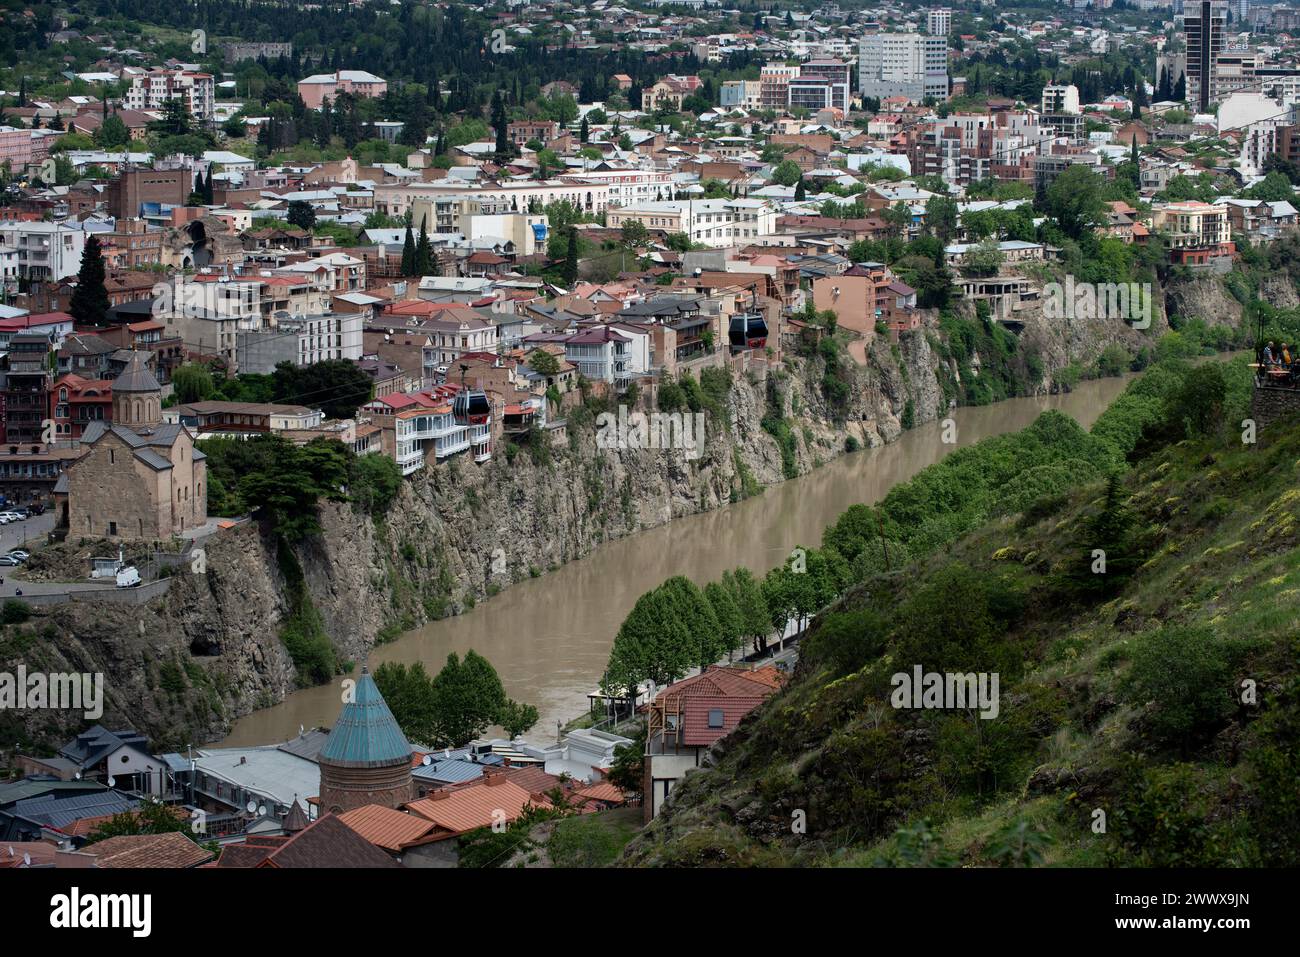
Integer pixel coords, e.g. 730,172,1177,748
29,504,45,515
0,513,19,524
11,507,29,518
7,550,30,562
0,555,21,566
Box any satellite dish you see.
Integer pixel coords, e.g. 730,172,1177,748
22,853,31,867
107,776,116,788
74,772,81,780
258,804,267,816
245,800,257,814
422,755,433,766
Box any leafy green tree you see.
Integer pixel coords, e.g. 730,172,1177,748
373,661,440,745
659,575,722,669
95,114,130,149
771,159,803,187
621,219,649,250
287,200,316,230
68,234,109,326
498,699,540,739
704,580,744,660
924,195,960,242
1040,164,1105,239
527,348,561,377
171,363,215,404
431,650,509,747
1121,626,1237,753
724,567,771,653
271,359,373,420
85,799,200,845
562,225,580,286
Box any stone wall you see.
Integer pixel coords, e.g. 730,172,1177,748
1251,383,1300,432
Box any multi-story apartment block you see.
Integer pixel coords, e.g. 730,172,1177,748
927,8,952,36
235,313,364,374
760,64,800,109
859,33,949,102
1185,0,1227,112
792,59,851,112
124,69,215,121
1041,84,1081,115
569,168,675,208
719,79,763,111
1151,200,1236,265
641,75,703,112
0,222,89,282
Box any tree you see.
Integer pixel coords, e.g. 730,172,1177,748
287,200,316,230
924,195,960,242
1040,164,1105,239
620,218,649,250
724,567,771,654
1245,170,1296,203
771,159,803,187
704,580,745,660
527,348,561,377
171,364,215,404
1121,625,1236,753
415,216,433,275
964,238,1005,277
561,225,579,286
491,89,513,164
400,224,416,275
271,359,373,420
794,177,806,201
498,699,540,739
579,114,589,143
430,650,508,747
68,234,109,326
95,114,130,149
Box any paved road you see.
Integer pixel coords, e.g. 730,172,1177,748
0,513,75,598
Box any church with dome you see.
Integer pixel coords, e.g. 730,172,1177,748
55,351,208,541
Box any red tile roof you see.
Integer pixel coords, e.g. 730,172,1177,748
406,776,550,835
338,804,439,851
83,832,214,869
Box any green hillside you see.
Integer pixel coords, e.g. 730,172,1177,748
622,356,1300,867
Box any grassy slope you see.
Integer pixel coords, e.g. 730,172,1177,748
621,361,1300,867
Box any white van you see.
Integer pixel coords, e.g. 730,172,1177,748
116,566,142,588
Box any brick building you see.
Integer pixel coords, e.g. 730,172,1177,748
57,352,207,540
106,169,191,220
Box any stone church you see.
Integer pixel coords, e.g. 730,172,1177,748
56,352,208,541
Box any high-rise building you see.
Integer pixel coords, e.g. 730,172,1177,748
1185,0,1226,112
859,33,949,102
795,58,852,112
927,8,952,36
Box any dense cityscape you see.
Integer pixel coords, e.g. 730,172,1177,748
0,0,1291,930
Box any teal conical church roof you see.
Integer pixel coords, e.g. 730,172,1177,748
319,667,412,769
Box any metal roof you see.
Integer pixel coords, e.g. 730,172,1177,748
11,790,140,830
318,669,412,769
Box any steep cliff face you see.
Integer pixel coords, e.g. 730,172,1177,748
0,300,1185,750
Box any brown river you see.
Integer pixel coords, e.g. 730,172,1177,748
219,372,1138,748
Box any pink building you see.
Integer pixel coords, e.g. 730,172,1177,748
0,126,51,169
297,70,388,110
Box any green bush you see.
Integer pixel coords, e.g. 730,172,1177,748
1120,625,1238,751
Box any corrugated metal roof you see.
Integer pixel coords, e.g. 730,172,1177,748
12,790,140,829
412,759,483,785
318,669,411,769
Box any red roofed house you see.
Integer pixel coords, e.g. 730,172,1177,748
643,665,785,821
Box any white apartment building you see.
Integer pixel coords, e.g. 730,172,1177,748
927,9,952,36
376,179,611,219
859,33,950,102
0,222,89,282
570,168,675,208
720,79,763,110
605,199,776,248
124,69,216,121
235,313,364,374
1041,84,1082,115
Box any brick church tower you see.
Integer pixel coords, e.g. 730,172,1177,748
318,667,414,814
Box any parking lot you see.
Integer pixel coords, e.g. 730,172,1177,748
0,510,57,597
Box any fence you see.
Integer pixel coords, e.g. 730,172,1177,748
7,579,172,608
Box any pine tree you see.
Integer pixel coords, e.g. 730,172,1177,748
415,217,432,275
795,177,806,201
579,115,589,143
193,169,205,202
203,168,214,204
68,235,110,326
400,224,416,275
562,225,580,286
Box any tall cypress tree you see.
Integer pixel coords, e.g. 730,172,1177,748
68,234,110,326
415,216,432,275
562,225,579,286
401,224,416,275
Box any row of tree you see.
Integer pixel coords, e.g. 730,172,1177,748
373,652,539,748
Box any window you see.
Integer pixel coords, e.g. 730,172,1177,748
708,709,724,729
